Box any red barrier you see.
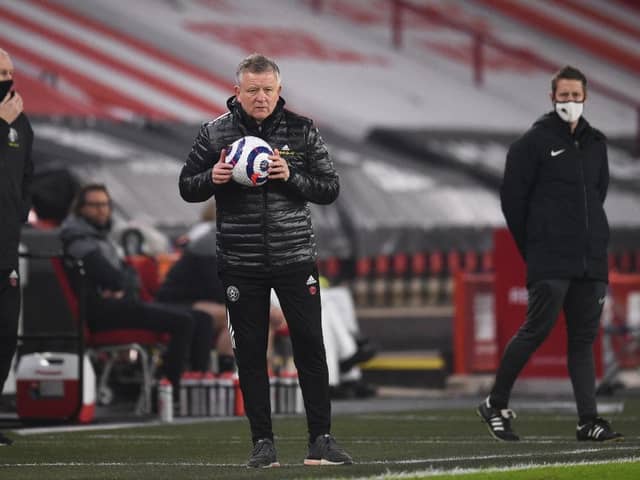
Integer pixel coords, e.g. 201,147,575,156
453,272,497,374
607,273,640,369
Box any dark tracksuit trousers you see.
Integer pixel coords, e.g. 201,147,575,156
88,297,213,394
0,270,20,391
220,263,330,444
490,278,606,421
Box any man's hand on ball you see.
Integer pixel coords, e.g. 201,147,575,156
268,149,290,181
212,148,233,184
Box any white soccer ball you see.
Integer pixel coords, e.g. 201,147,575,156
224,136,273,187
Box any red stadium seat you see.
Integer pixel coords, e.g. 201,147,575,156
51,257,167,414
125,255,160,300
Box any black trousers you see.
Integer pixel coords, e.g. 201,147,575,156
221,264,330,444
0,270,20,392
88,298,212,392
490,278,606,420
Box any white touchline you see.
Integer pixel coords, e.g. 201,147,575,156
347,456,640,479
360,445,639,465
2,447,637,469
13,417,239,436
0,462,245,468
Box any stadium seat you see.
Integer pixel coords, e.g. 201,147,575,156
50,257,167,415
125,255,160,300
155,251,181,285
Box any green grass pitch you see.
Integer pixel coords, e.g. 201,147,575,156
1,398,639,479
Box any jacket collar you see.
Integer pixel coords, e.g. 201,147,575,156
534,111,592,142
60,215,110,245
226,96,286,138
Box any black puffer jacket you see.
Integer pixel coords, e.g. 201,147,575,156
179,97,339,273
0,114,33,270
501,112,609,284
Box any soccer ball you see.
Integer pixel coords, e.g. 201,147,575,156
224,136,273,187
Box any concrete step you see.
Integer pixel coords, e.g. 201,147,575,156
356,306,453,352
360,350,447,389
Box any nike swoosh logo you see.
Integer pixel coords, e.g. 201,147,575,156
551,149,565,157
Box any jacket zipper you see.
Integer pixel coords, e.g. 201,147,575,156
576,139,588,274
263,179,270,270
256,123,271,270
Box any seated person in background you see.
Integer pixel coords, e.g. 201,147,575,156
156,222,286,373
59,184,212,396
318,281,377,399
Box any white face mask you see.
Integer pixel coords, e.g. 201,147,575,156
555,101,583,123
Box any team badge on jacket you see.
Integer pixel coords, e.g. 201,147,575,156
226,285,240,302
8,127,19,148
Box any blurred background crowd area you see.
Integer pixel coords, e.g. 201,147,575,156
5,0,640,392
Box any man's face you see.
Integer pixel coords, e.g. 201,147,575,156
234,70,282,122
552,78,585,103
80,190,112,228
0,53,14,81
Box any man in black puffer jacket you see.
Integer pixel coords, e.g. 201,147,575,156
179,54,352,468
477,66,623,443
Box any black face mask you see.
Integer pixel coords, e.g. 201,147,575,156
0,79,13,100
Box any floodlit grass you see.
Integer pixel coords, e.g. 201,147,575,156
404,461,640,480
0,398,638,480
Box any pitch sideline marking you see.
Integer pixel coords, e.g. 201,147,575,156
13,417,239,436
1,446,638,469
349,456,640,479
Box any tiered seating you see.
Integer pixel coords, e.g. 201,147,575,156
609,251,640,274
0,0,227,120
324,248,640,309
474,0,640,76
325,250,494,308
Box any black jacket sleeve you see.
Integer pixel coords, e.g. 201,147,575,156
179,123,228,202
500,136,538,259
284,124,339,205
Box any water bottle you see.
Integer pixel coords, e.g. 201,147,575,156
189,372,204,417
158,377,173,423
269,375,279,414
178,372,189,417
294,374,304,414
233,374,244,416
202,372,217,417
217,373,234,416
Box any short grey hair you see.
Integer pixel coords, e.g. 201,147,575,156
235,53,281,84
